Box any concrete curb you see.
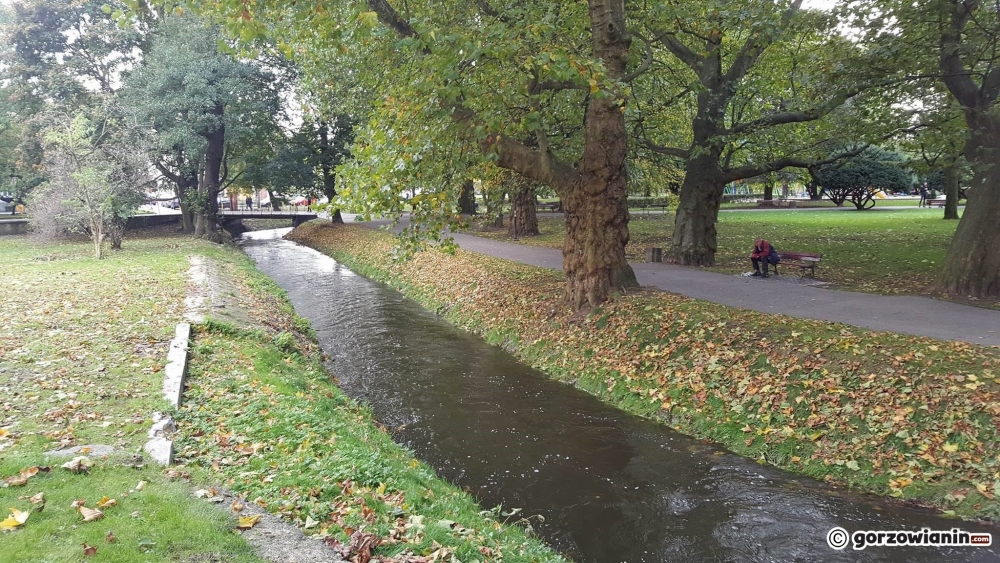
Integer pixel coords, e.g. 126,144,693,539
144,321,191,466
163,322,191,408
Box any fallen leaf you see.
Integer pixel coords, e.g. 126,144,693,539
97,497,117,509
61,457,92,473
135,480,147,491
942,442,959,453
77,446,93,455
29,492,44,513
70,498,87,508
78,505,105,523
82,543,97,557
0,508,30,530
231,498,245,513
105,530,116,543
2,475,28,487
304,516,319,529
237,514,262,530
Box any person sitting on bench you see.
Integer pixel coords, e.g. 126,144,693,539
750,238,780,278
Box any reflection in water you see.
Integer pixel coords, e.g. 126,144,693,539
242,229,998,563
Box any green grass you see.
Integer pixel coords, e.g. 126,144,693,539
0,233,268,562
473,208,969,298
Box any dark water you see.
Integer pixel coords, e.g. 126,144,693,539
242,229,998,563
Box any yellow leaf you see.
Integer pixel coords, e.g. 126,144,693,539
96,497,117,509
0,429,9,438
0,508,30,529
237,514,262,530
78,505,104,523
942,442,959,452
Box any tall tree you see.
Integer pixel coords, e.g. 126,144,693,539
122,14,281,238
197,0,643,309
637,1,884,265
852,0,1000,296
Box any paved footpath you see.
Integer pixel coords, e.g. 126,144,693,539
351,216,1000,347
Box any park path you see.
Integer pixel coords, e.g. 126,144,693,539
348,215,1000,347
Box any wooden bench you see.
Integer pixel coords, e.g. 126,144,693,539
774,251,823,277
931,198,947,208
536,201,561,212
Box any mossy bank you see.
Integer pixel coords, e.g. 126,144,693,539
288,221,1000,522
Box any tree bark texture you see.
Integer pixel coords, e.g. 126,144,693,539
559,0,637,309
936,1,1000,297
944,161,960,220
938,165,1000,296
669,153,725,265
507,179,538,237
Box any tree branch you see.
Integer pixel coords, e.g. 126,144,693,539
451,104,578,194
623,31,654,83
940,0,982,108
722,0,803,86
651,29,703,70
367,0,417,38
473,0,510,23
639,138,691,159
724,144,868,183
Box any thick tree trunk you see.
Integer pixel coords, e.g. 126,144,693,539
563,184,635,309
938,165,1000,296
508,180,538,237
668,155,726,265
458,180,476,215
560,0,637,309
944,162,960,220
197,105,225,239
763,180,774,201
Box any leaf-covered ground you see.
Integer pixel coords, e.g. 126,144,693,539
471,209,976,300
0,234,266,562
290,221,1000,521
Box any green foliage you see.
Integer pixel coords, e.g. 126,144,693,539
819,148,912,209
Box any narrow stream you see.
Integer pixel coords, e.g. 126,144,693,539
242,229,998,563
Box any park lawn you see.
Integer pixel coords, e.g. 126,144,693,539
0,234,266,563
473,209,964,297
291,221,1000,521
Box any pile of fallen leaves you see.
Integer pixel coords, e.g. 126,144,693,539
290,222,1000,520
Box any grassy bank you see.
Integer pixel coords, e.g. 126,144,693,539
472,209,966,298
289,221,1000,522
0,234,266,562
174,242,566,563
1,233,565,563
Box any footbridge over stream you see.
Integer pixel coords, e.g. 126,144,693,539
218,208,318,234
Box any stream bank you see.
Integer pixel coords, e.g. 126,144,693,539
287,221,1000,524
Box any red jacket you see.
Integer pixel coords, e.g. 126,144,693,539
751,241,771,259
